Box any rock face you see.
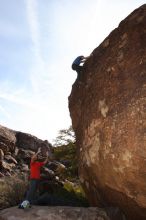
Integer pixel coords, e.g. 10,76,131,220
0,124,73,210
0,124,65,194
0,125,16,153
69,4,146,220
0,124,53,177
0,206,113,220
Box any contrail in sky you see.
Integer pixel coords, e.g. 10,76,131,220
26,0,40,56
26,0,47,94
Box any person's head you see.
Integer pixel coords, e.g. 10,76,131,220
37,153,46,162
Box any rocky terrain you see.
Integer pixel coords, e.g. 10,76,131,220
0,124,75,208
0,124,58,178
0,206,111,220
0,124,125,220
69,4,146,220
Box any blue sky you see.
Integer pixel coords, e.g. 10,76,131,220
0,0,145,142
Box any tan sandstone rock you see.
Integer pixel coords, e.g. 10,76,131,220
0,149,4,161
69,4,146,220
0,124,16,153
0,206,110,220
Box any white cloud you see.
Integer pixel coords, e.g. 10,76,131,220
0,105,11,119
0,92,37,109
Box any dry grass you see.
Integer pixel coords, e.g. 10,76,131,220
0,174,28,210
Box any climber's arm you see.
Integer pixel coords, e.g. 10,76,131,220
31,147,41,162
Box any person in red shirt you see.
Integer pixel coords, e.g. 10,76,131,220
19,147,49,208
30,150,47,179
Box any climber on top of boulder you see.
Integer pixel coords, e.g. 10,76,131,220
71,54,92,81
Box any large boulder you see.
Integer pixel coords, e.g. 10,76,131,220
16,132,43,152
0,124,77,210
69,4,146,220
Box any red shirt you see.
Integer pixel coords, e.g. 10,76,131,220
30,161,45,179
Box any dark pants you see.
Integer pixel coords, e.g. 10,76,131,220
72,64,84,81
25,179,39,204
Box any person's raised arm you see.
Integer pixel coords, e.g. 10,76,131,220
31,147,41,162
43,150,54,164
85,56,90,59
80,55,91,63
83,55,91,60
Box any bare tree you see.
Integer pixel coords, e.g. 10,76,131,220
53,126,76,147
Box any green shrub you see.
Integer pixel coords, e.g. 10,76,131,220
52,181,89,207
53,143,78,181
